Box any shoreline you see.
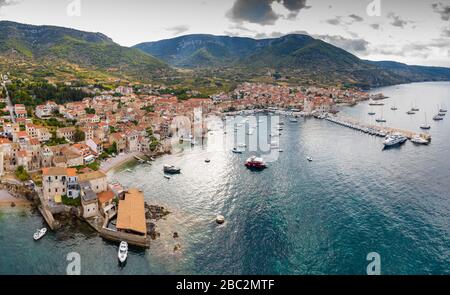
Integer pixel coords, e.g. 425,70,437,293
0,190,31,207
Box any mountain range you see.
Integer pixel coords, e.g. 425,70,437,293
0,21,171,82
1,21,450,88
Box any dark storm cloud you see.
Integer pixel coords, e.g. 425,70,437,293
227,0,310,25
166,25,190,35
432,3,450,21
388,13,409,28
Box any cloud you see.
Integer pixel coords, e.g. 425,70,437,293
442,27,450,37
0,0,20,10
388,13,410,28
227,0,310,25
432,3,450,21
314,34,370,55
165,25,190,36
370,24,380,30
326,16,342,26
348,14,364,22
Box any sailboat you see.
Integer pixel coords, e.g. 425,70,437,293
376,108,386,122
391,103,398,111
439,104,447,113
411,100,420,112
368,106,376,116
420,113,431,130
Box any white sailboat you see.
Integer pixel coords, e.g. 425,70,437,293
420,113,431,130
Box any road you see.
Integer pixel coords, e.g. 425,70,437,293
1,73,16,124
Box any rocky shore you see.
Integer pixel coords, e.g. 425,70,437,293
145,203,171,240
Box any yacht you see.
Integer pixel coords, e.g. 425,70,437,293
433,114,443,121
118,241,128,264
420,113,431,130
163,165,181,174
307,156,313,162
411,135,429,145
33,228,47,241
375,108,386,122
244,156,267,170
383,133,407,148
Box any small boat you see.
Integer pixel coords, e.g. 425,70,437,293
163,165,181,174
439,108,447,113
232,147,243,154
307,157,313,162
289,118,298,122
278,149,284,152
406,110,415,115
216,215,225,225
391,104,398,111
411,135,429,145
420,113,431,130
33,228,47,241
411,101,419,112
438,112,446,117
118,241,128,264
369,100,384,106
126,169,132,172
244,156,267,170
205,159,211,163
164,175,171,179
433,114,443,121
368,111,376,116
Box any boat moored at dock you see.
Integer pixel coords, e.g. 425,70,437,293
33,228,47,241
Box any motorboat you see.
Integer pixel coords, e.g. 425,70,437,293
369,100,384,106
232,147,243,154
411,135,429,145
368,111,376,116
205,159,211,163
118,241,128,264
163,165,181,174
33,228,47,241
289,118,298,122
244,156,267,170
406,110,415,115
383,133,407,148
376,118,386,123
307,156,313,162
164,175,171,179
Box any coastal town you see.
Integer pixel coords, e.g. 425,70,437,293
0,71,388,251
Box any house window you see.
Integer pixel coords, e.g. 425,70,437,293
55,188,58,192
55,176,58,180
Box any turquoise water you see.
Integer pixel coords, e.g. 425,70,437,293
1,82,450,274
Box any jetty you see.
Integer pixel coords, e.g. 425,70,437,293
322,115,431,141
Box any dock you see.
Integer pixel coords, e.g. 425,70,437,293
322,115,431,141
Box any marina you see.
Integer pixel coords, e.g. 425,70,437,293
322,115,431,143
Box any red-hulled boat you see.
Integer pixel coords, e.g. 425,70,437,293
244,156,267,170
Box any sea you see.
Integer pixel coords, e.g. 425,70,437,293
1,81,449,275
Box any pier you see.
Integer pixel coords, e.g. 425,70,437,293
322,115,431,141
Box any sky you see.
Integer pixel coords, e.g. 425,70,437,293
0,0,449,67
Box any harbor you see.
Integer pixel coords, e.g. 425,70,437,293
321,114,432,142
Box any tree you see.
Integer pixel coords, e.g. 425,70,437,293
15,166,30,182
85,107,95,114
73,128,86,143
